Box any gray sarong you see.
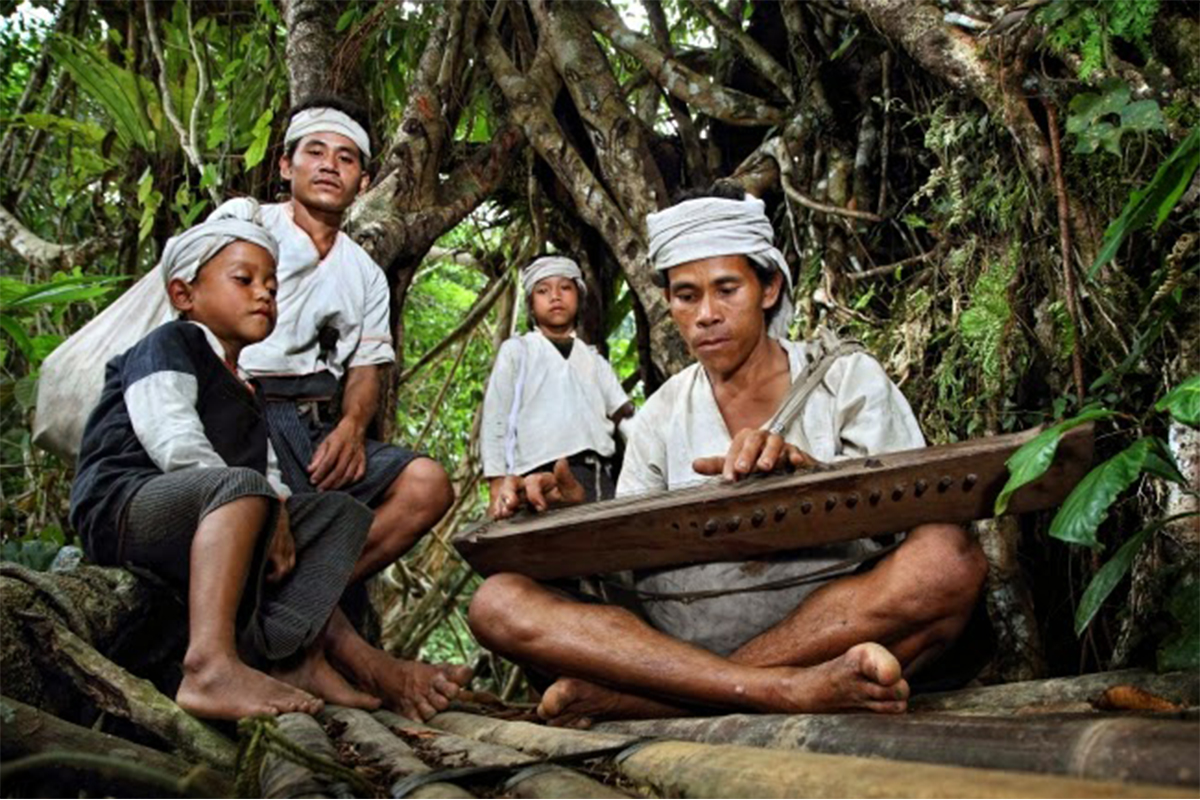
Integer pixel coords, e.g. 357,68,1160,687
120,466,371,662
258,373,420,505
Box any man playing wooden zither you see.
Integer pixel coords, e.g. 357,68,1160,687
468,185,988,726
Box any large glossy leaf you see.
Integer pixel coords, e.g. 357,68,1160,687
48,35,158,152
1074,524,1152,635
6,275,128,310
1091,127,1200,276
1155,374,1200,427
1050,437,1157,548
995,407,1114,515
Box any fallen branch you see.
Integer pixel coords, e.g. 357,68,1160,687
25,613,237,771
0,752,221,799
0,696,231,797
0,205,116,271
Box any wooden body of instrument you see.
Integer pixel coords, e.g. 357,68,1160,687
453,424,1094,580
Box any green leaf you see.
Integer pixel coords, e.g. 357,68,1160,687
336,7,357,32
48,35,157,152
5,275,128,310
1091,128,1200,276
13,375,38,411
1158,575,1200,671
137,168,154,205
995,407,1114,515
1050,437,1157,548
0,539,61,571
1155,374,1200,427
0,316,34,360
243,107,274,171
1120,99,1166,133
1074,524,1152,635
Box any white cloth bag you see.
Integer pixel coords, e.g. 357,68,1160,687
32,270,173,461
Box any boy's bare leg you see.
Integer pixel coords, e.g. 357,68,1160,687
323,607,472,720
478,524,986,726
176,496,324,720
272,632,381,710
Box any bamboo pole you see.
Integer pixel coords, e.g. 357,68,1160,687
431,711,638,757
908,669,1199,715
259,713,361,799
615,740,1195,799
595,711,1199,788
375,711,626,798
320,707,474,798
503,763,629,799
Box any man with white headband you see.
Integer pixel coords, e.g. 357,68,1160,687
205,95,470,721
469,184,986,726
482,255,633,519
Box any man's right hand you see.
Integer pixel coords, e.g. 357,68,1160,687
488,459,586,519
693,429,821,482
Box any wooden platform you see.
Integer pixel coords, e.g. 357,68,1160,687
254,668,1200,798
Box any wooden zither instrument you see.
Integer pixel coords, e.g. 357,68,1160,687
453,424,1094,581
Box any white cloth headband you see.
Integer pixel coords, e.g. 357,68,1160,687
646,195,794,339
159,199,279,286
284,107,371,159
521,256,587,298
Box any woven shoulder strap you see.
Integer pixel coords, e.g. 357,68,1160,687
764,335,864,436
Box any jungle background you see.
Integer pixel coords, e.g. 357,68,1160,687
0,0,1197,780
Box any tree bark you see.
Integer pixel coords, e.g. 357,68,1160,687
282,0,341,106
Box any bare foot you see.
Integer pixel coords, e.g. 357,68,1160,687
272,646,381,710
177,651,323,721
338,647,473,721
538,678,686,728
539,642,907,724
766,642,909,714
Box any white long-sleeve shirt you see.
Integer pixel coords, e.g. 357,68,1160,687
481,331,629,477
616,337,925,656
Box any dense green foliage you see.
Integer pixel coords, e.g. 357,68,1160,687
1,0,1197,680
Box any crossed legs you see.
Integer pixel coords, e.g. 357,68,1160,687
468,523,987,726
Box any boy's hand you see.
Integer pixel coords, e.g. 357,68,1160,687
265,504,296,583
488,459,586,519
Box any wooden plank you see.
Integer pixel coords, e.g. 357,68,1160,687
614,739,1195,798
455,424,1093,580
594,711,1199,788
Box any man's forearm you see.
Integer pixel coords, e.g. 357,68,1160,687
340,364,381,435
